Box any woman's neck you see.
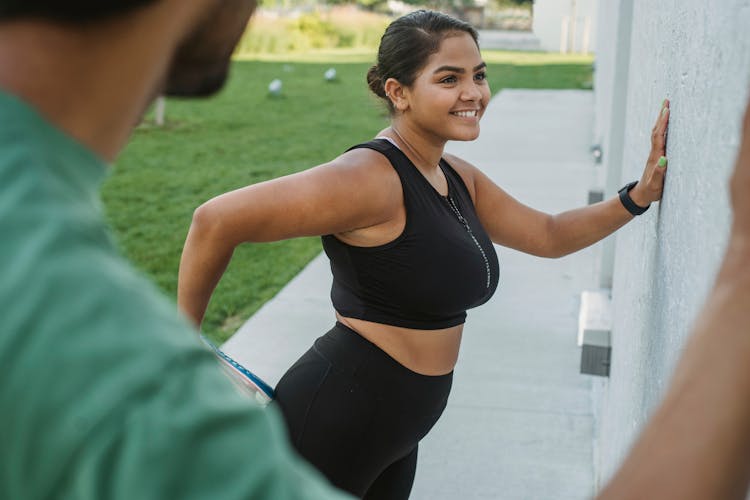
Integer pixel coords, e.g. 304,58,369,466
386,122,446,173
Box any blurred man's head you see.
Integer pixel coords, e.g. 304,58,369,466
0,0,257,97
165,0,257,97
0,0,159,22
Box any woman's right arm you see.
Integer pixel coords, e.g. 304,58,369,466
177,149,401,326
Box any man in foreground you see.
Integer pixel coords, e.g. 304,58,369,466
0,1,350,498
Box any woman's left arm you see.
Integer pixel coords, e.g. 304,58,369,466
470,99,670,258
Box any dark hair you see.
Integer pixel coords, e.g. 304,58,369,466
0,0,158,23
367,10,479,113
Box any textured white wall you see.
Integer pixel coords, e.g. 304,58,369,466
532,0,598,53
592,0,635,294
591,0,617,148
593,0,750,487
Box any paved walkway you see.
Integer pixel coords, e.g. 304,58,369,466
478,30,542,51
223,89,599,499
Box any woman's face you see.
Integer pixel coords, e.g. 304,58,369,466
401,32,490,143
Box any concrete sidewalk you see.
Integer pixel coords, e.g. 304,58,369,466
223,89,599,499
478,30,542,51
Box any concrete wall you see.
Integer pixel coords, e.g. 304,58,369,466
592,0,750,489
532,0,597,53
591,0,634,290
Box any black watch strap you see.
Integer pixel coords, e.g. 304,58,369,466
618,181,649,216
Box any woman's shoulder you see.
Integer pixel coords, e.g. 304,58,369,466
333,141,400,178
323,141,403,203
312,141,404,233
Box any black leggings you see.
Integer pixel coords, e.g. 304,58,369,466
274,322,453,499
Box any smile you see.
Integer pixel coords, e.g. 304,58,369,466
451,110,479,118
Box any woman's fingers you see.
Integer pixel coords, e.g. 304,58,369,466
649,155,668,189
642,155,667,201
633,100,671,206
618,99,672,209
650,99,670,155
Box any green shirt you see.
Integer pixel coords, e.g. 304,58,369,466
0,90,351,500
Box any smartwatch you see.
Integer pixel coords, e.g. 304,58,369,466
618,181,649,216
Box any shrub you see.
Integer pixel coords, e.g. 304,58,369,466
236,7,391,56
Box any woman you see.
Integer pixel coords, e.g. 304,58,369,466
178,10,669,499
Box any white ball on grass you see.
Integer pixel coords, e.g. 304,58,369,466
268,78,282,96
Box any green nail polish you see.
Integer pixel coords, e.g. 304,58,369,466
662,107,668,117
658,156,667,167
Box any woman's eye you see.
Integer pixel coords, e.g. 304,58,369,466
474,71,487,81
440,76,457,84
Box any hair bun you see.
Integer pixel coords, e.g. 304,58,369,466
366,65,386,99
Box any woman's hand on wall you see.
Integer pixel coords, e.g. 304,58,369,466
630,99,671,208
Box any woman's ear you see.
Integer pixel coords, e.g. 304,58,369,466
384,78,409,112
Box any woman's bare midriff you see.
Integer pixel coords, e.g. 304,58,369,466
336,313,463,376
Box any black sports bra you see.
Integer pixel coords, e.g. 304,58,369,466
322,139,500,330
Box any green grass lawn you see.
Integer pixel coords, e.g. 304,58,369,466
104,50,593,344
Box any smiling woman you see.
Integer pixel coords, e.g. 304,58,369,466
379,32,490,145
177,8,667,500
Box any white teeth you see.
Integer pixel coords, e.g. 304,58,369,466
453,110,477,118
